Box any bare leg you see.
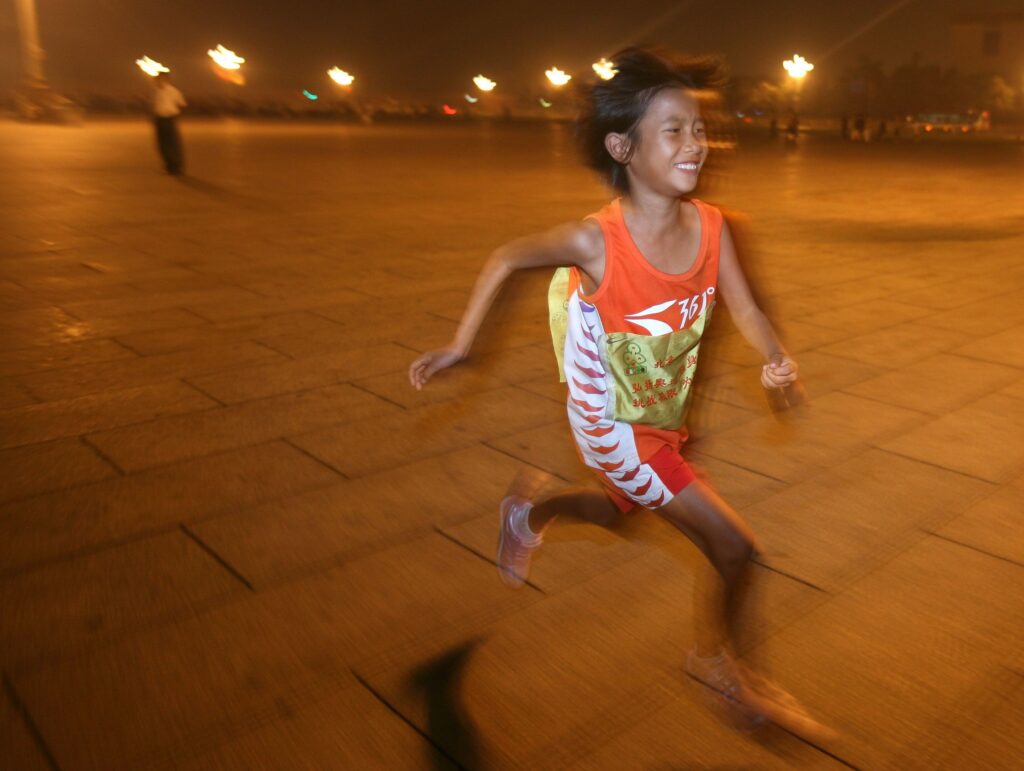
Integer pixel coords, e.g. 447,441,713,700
528,486,622,533
654,480,758,657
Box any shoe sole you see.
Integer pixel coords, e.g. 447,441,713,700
497,497,526,589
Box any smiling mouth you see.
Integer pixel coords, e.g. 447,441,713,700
674,161,700,173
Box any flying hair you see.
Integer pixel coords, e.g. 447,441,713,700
576,46,726,193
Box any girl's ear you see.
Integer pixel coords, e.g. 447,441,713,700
604,132,633,165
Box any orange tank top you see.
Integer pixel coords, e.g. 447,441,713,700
549,197,722,455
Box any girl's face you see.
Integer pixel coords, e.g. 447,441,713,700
622,87,707,197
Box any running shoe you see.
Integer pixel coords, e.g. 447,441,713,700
496,496,542,589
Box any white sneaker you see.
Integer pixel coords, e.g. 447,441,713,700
496,496,541,589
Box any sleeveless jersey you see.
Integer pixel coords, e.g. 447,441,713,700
548,197,722,508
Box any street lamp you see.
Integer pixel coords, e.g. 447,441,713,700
136,56,170,77
473,75,496,92
783,54,814,79
12,0,76,121
592,58,617,81
328,67,355,87
545,67,571,87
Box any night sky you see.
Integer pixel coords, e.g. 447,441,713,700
0,0,1008,99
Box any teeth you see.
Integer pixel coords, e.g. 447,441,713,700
675,162,698,169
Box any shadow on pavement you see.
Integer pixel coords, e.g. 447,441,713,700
409,637,486,770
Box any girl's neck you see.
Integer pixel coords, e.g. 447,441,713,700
621,190,686,238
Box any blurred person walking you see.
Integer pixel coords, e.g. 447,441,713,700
151,72,186,175
410,47,834,742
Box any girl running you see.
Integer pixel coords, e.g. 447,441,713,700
409,47,831,739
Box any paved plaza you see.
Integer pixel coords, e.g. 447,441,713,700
1,118,1023,769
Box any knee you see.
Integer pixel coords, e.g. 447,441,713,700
715,529,755,577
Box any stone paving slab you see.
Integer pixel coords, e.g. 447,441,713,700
0,690,50,771
111,310,350,357
740,448,995,591
818,321,975,370
795,297,935,335
15,340,284,402
936,478,1024,566
1002,376,1024,401
844,352,1021,415
753,536,1024,769
880,393,1024,484
567,680,847,770
0,380,217,450
0,308,207,352
355,548,822,769
0,441,340,574
187,341,412,404
955,323,1024,369
0,337,136,378
693,391,926,484
0,377,38,410
0,530,244,669
292,386,562,478
0,437,115,503
10,533,538,771
918,289,1024,337
258,310,457,358
706,319,851,368
354,342,557,409
191,445,529,587
151,682,456,771
698,350,882,414
86,382,397,472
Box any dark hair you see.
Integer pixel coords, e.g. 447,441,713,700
576,46,725,193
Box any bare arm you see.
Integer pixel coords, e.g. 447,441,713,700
716,221,798,388
409,220,603,389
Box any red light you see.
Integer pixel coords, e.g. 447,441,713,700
442,104,457,115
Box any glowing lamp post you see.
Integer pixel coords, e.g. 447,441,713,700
136,56,169,77
208,44,246,85
592,58,617,81
473,75,496,92
783,54,814,80
545,67,571,87
328,67,355,88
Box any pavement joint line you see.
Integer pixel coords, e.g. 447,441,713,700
923,530,1024,570
180,523,256,591
350,669,472,771
871,446,1005,487
937,349,1024,373
179,377,228,407
2,672,62,771
433,525,547,595
79,435,127,476
280,437,349,479
751,559,827,592
346,380,409,410
834,387,934,416
480,439,585,484
0,522,184,582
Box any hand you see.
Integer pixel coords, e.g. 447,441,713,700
409,346,466,390
761,355,798,389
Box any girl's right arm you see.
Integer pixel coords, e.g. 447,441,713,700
408,220,604,390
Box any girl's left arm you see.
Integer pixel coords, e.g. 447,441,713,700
716,221,798,388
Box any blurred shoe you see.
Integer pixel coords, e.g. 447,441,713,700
686,650,768,730
497,496,542,589
687,650,837,742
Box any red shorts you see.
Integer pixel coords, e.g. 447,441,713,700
598,444,697,513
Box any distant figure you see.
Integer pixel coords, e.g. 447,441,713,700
769,113,778,138
151,72,187,175
785,109,799,142
876,119,887,141
852,113,866,142
840,113,849,140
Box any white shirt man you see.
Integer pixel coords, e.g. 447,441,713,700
153,81,186,117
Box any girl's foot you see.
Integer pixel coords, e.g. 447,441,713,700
496,496,542,588
686,650,837,742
